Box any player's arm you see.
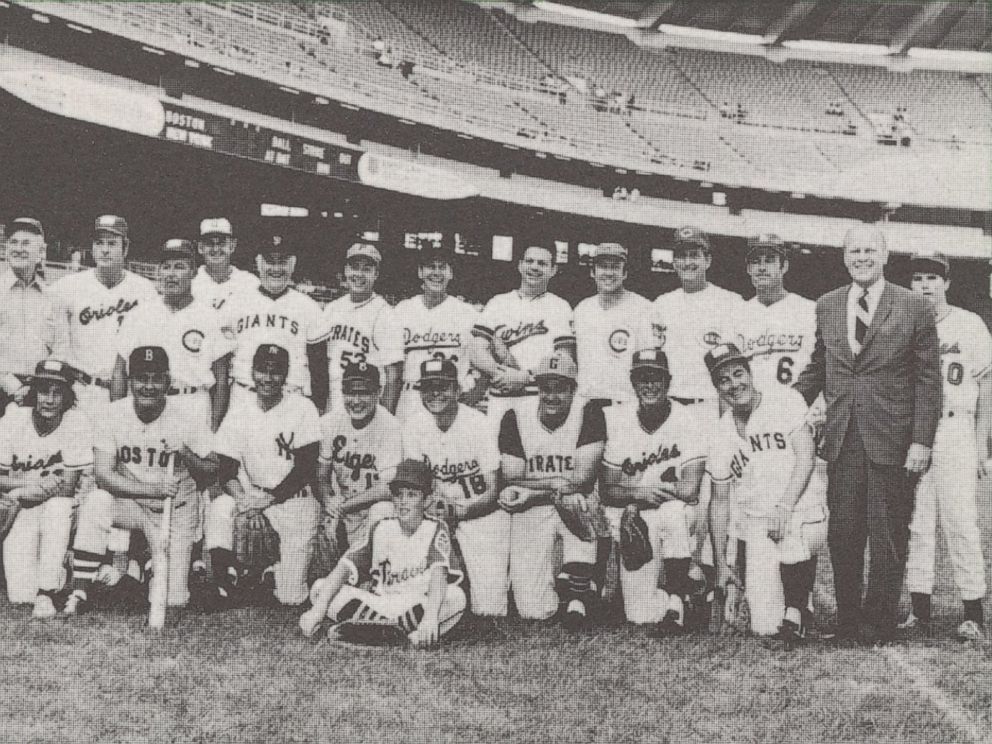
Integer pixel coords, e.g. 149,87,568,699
496,409,551,511
709,479,734,587
217,453,247,501
209,353,232,432
454,468,499,521
47,282,72,362
768,424,817,542
793,309,825,406
468,332,526,390
0,468,81,506
94,447,177,501
110,354,128,402
307,339,329,415
181,445,218,492
380,361,402,414
976,370,992,478
410,563,448,649
316,459,337,512
269,442,319,505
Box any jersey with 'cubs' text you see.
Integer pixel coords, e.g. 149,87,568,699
223,286,327,395
602,401,706,496
214,392,321,491
708,385,824,520
96,397,214,504
935,306,992,415
394,294,478,386
403,403,500,507
652,284,744,400
49,269,160,379
191,266,259,312
319,405,403,497
117,297,235,389
0,407,93,489
473,290,575,395
499,396,606,481
343,517,461,596
574,291,654,402
733,293,816,391
323,293,404,398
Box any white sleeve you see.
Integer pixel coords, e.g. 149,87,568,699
373,306,404,367
212,415,242,462
298,399,323,448
971,317,992,379
306,296,329,345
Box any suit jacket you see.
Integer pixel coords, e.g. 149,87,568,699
794,280,941,465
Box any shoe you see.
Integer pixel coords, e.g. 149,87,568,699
561,600,588,632
775,619,805,649
650,610,687,638
32,594,57,620
300,604,329,638
819,621,859,647
858,623,894,647
956,620,985,642
896,613,933,641
63,590,88,617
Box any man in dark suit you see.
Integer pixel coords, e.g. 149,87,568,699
795,225,941,644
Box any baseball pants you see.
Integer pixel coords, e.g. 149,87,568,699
205,493,319,605
4,496,74,604
906,415,986,601
740,510,827,636
677,398,719,564
74,489,197,607
509,505,597,620
605,501,693,624
325,584,467,638
457,509,511,617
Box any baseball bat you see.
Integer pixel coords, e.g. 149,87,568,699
148,456,175,630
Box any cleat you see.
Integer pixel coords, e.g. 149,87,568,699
956,620,985,642
300,605,329,638
63,590,88,617
775,619,805,649
897,613,933,640
650,609,687,638
32,594,57,620
561,600,588,632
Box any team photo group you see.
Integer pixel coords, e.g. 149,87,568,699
0,211,986,650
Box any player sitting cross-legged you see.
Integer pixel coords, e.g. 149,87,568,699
300,459,466,648
706,343,827,646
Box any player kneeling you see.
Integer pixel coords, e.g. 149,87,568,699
300,459,466,648
66,347,217,616
706,344,827,646
0,361,93,618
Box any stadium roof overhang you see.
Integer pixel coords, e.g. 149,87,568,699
488,0,992,74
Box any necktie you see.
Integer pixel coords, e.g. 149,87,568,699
854,287,869,354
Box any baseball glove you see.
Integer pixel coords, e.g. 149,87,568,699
554,493,612,543
619,504,652,571
308,514,347,587
233,509,281,576
0,494,20,540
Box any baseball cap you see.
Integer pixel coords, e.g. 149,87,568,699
631,348,670,375
160,238,196,262
346,242,381,265
533,354,578,383
672,225,710,253
200,217,232,237
258,235,296,257
253,344,289,374
592,242,627,262
419,358,458,384
30,359,74,387
129,346,169,375
389,458,433,496
746,233,788,259
342,360,381,391
94,215,128,239
704,343,750,379
9,217,44,239
910,251,950,278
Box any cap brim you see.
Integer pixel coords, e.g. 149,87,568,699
910,259,948,274
10,221,43,236
94,228,126,238
709,355,750,377
534,373,576,383
30,372,72,385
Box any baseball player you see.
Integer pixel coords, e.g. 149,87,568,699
902,251,990,641
205,344,321,607
498,354,606,628
402,358,505,617
300,459,466,648
317,361,403,547
573,243,653,405
599,348,706,632
706,343,827,644
113,239,234,432
222,236,329,413
468,245,575,429
0,361,92,618
65,346,217,615
191,217,259,311
393,244,479,420
322,243,404,414
49,215,159,420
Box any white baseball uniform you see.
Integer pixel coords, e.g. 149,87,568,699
73,396,214,607
49,269,159,417
708,385,828,635
318,405,403,545
322,517,466,637
574,291,654,404
472,290,575,426
223,286,327,397
393,294,478,421
323,294,404,412
498,396,604,620
906,306,990,602
402,402,506,616
206,391,322,605
733,293,817,391
191,266,259,312
0,407,93,603
602,402,706,624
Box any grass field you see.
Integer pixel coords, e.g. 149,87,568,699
3,484,992,744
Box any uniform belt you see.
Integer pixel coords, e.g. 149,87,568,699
257,483,313,501
942,409,972,419
168,384,207,396
74,372,112,390
235,379,304,395
670,396,708,405
488,386,539,399
147,499,189,513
